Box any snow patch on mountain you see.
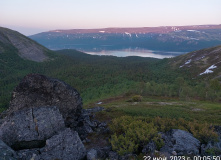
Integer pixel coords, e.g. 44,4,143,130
187,30,200,33
199,65,217,75
185,59,192,65
125,32,132,37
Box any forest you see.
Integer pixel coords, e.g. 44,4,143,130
0,46,220,111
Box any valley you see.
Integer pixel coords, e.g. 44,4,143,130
0,26,221,159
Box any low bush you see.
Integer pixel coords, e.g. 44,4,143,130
109,116,218,156
131,95,143,102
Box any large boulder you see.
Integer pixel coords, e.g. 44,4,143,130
0,106,65,150
161,129,200,156
0,139,18,160
8,74,82,126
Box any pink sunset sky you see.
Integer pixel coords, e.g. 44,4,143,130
0,0,221,35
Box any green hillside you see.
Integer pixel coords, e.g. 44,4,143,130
0,27,220,112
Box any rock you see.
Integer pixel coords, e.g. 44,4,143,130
0,106,65,150
97,146,111,159
39,128,86,160
0,139,18,160
172,151,177,156
160,129,200,156
8,74,82,126
17,149,40,160
142,140,156,154
108,151,119,160
74,107,107,140
85,107,105,113
98,122,107,128
120,153,137,160
87,149,97,160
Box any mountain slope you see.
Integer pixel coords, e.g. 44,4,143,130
29,24,221,52
0,27,51,62
170,45,221,79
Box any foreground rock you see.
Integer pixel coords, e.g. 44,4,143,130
40,128,86,160
0,139,18,160
17,128,86,160
74,107,107,140
0,106,65,150
8,74,82,126
161,129,200,156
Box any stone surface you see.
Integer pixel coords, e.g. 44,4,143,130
161,129,200,156
108,151,119,160
0,106,65,150
85,106,105,113
8,74,82,126
74,107,108,140
17,148,40,160
121,154,137,160
142,140,156,154
87,149,98,160
39,128,86,160
0,139,18,160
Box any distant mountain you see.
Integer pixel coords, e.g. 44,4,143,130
0,27,51,62
170,45,221,79
29,24,221,52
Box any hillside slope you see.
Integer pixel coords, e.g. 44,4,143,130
0,27,51,62
170,45,221,79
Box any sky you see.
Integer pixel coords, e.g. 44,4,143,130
0,0,221,35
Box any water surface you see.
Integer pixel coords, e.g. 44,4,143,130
84,48,186,59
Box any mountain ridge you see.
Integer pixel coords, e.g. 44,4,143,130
29,24,221,52
0,27,51,62
47,24,221,34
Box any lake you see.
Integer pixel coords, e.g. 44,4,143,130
83,48,186,59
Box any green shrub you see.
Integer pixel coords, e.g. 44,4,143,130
205,147,221,155
131,95,143,102
152,134,165,150
187,121,218,144
109,116,160,155
109,116,218,155
110,133,138,155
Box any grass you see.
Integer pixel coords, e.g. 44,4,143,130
89,96,221,125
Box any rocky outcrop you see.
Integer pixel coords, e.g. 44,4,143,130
142,140,156,154
0,105,87,160
8,74,82,126
74,107,109,141
161,129,200,156
40,128,86,160
0,106,65,150
0,74,112,160
0,139,18,160
17,129,86,160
